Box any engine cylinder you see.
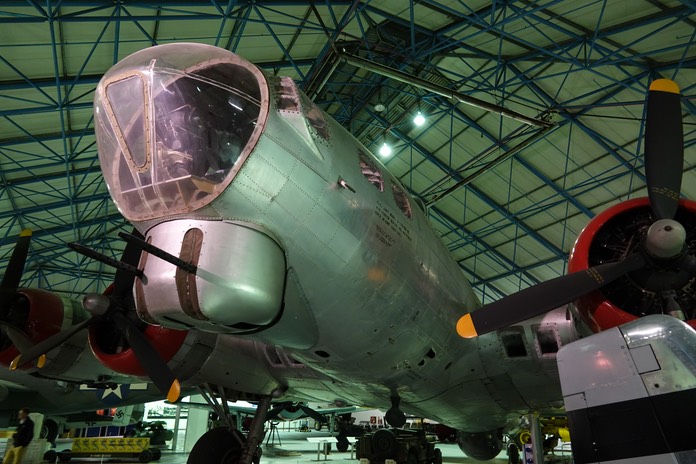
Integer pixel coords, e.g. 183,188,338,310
569,197,696,332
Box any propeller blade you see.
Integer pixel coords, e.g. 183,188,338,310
10,318,93,369
645,79,683,220
457,253,646,338
0,323,33,354
0,230,32,307
112,229,145,302
114,312,181,403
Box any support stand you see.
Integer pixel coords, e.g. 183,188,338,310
527,413,544,464
265,421,282,447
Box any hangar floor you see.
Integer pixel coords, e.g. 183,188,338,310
52,430,568,463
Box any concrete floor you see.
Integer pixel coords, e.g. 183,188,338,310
48,430,574,464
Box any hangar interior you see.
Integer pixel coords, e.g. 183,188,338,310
0,1,695,463
1,0,694,303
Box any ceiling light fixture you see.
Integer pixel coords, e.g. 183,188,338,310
379,142,392,157
413,110,426,126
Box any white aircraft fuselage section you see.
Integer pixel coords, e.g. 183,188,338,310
94,43,572,432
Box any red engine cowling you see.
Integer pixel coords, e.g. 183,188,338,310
88,322,188,377
569,197,696,333
0,289,66,367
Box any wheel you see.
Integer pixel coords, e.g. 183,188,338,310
432,448,443,464
139,449,153,463
41,419,59,444
336,435,349,452
517,431,531,447
406,450,419,464
507,443,520,464
187,427,245,464
151,449,162,461
385,408,406,428
371,429,398,460
43,450,57,462
58,450,72,462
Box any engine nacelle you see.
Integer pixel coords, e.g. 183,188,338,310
88,321,286,397
569,197,696,333
457,430,503,461
0,289,90,376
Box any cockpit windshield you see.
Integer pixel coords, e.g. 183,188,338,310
94,43,268,221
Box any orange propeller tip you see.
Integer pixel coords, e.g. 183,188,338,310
37,354,47,369
649,79,680,94
9,355,21,371
456,313,478,339
19,229,32,237
167,379,181,403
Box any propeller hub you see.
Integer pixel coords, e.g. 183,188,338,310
645,219,686,259
83,293,111,316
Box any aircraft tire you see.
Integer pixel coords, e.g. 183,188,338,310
507,443,520,464
372,429,398,459
187,427,245,464
432,448,443,464
41,418,59,443
336,434,349,452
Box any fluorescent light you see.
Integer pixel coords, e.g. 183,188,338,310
379,143,392,157
413,111,426,126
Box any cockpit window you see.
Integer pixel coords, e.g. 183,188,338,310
151,68,258,181
358,150,384,192
95,44,268,221
106,75,149,169
392,182,412,219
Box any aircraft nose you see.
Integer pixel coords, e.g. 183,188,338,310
94,43,268,222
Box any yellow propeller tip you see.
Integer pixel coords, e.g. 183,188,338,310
9,355,21,371
456,313,478,339
650,79,680,94
37,354,47,369
19,229,32,237
167,379,181,403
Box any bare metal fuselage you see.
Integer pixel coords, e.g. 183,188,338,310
94,43,577,434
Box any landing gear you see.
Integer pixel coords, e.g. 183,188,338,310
41,418,59,444
507,443,520,464
385,395,406,427
336,434,349,452
188,427,247,463
187,384,271,464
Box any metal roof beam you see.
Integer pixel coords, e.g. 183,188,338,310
429,207,541,287
383,119,566,259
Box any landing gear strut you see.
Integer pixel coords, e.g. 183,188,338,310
187,384,270,464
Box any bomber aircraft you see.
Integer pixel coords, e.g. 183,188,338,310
3,43,695,464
